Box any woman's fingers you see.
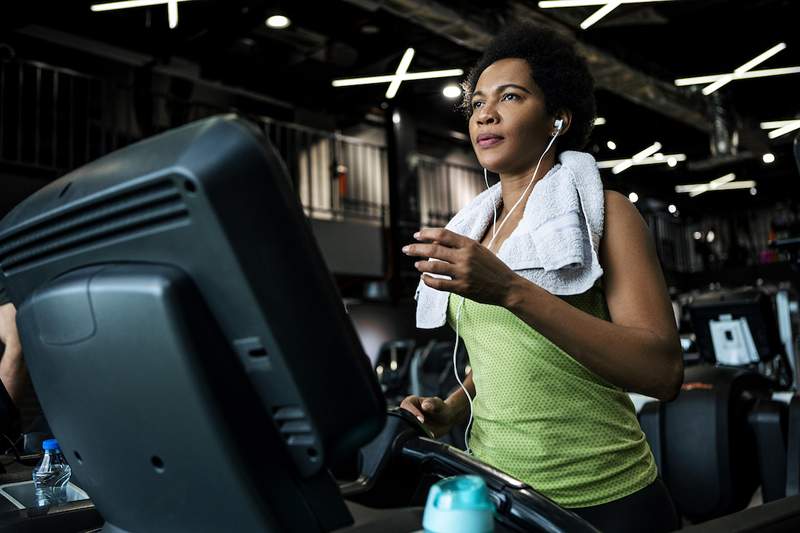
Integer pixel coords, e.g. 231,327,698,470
400,396,426,422
422,397,444,413
402,227,473,262
416,228,466,248
401,395,448,424
421,274,458,292
402,242,457,263
414,260,456,277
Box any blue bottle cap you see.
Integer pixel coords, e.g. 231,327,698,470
42,439,60,451
423,475,495,533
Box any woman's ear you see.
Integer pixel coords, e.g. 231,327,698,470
553,110,573,137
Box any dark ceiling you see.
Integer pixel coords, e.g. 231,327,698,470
2,0,799,216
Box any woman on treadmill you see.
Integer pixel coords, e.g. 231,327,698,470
400,22,683,533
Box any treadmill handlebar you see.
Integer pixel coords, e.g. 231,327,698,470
397,425,599,532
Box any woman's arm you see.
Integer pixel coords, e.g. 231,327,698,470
0,303,26,404
400,371,474,437
502,191,683,400
444,371,475,424
406,190,683,401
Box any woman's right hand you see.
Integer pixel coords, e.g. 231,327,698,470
400,395,457,438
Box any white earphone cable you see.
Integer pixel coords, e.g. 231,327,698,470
453,126,561,454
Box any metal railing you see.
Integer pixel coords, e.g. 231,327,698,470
0,58,516,237
260,118,389,225
417,154,486,227
0,58,389,225
1,59,110,173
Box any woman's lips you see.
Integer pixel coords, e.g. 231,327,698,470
477,136,504,148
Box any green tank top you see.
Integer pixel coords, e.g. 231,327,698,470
446,283,657,508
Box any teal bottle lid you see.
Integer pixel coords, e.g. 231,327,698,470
422,475,495,533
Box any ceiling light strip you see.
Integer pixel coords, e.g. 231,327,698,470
688,185,709,197
676,180,757,195
611,142,662,174
332,69,463,88
768,121,800,139
596,153,686,168
539,0,673,7
402,69,464,80
580,0,622,29
736,42,787,74
90,0,190,11
709,173,736,189
632,142,662,162
675,66,800,86
717,181,757,190
760,119,800,129
333,75,405,87
385,48,415,99
167,0,178,28
702,42,786,95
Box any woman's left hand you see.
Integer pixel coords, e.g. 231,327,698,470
403,227,519,307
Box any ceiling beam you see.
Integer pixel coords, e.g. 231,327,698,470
343,0,712,133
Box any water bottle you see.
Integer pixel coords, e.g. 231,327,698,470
32,439,72,507
422,475,494,533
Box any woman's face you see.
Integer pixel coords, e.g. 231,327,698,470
468,58,554,175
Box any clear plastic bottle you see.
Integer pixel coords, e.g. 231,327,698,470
32,439,72,507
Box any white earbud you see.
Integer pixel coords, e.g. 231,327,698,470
552,118,564,137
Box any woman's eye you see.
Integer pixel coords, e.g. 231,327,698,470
501,93,519,101
472,101,484,109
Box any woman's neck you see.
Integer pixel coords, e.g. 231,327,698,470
497,151,557,219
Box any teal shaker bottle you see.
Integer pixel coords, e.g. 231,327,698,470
422,475,495,533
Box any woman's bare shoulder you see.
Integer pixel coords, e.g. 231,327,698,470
602,190,647,237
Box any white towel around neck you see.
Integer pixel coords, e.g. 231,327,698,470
414,150,605,329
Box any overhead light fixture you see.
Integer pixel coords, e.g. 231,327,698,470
385,48,415,99
442,84,461,98
761,120,800,129
667,157,678,167
606,140,616,150
332,48,463,100
593,116,607,126
687,173,736,197
539,0,674,6
538,0,676,30
761,119,800,139
90,0,190,29
611,142,662,174
265,15,291,29
709,173,737,189
674,66,800,86
674,43,788,95
580,0,622,29
332,69,464,87
706,231,715,243
628,192,639,203
750,187,758,196
596,153,685,169
675,174,756,197
668,204,677,214
693,231,702,240
762,153,775,164
702,43,786,95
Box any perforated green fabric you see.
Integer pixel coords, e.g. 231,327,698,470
446,285,656,508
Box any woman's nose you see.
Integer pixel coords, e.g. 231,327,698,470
476,105,499,125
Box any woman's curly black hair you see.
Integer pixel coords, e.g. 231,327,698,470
461,22,596,154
